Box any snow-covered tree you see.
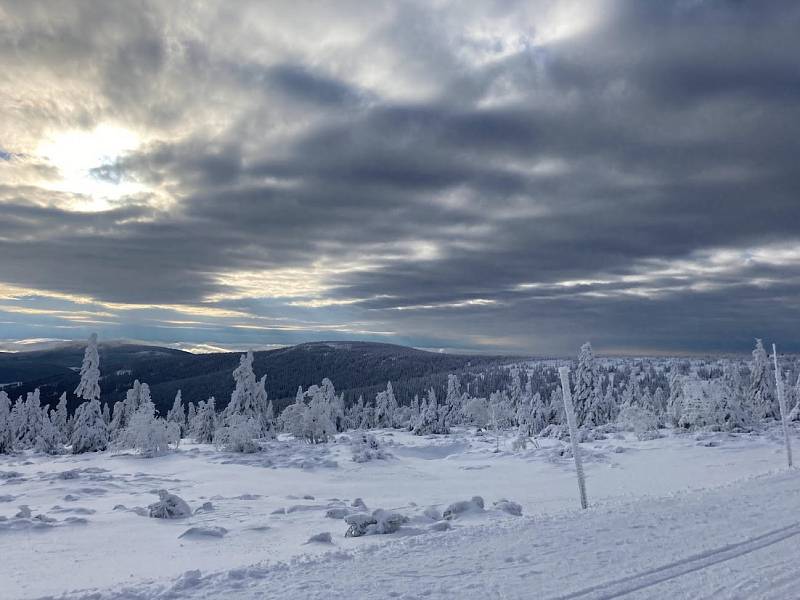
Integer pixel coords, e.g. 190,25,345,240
186,402,197,433
302,383,335,443
15,389,44,449
445,374,464,425
102,402,111,425
0,391,14,453
167,390,186,436
53,392,70,441
413,388,447,435
573,342,601,426
227,351,258,421
35,408,64,455
120,380,152,432
280,386,307,438
74,333,101,402
191,397,217,443
119,399,178,456
462,396,489,428
749,339,776,419
373,381,397,429
71,398,108,453
214,414,260,453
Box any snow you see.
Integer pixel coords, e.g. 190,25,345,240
1,426,799,599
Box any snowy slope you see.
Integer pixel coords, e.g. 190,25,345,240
49,469,800,600
1,427,797,599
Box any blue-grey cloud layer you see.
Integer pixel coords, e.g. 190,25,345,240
1,1,800,354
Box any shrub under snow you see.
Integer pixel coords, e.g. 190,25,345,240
213,415,260,453
350,432,392,462
148,490,192,519
344,509,408,537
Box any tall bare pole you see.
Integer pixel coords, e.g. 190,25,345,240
559,366,588,509
772,344,793,469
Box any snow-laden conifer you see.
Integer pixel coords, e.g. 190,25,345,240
74,333,101,402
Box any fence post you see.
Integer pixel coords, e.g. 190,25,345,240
559,366,588,508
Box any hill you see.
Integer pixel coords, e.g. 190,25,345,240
0,341,514,414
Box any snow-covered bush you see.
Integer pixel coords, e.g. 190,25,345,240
462,397,489,427
350,432,391,462
344,509,408,537
148,490,191,519
617,405,660,440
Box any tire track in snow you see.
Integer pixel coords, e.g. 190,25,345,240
551,521,800,600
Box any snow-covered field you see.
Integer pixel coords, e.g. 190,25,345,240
2,426,798,599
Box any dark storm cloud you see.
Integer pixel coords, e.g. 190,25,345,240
2,0,800,354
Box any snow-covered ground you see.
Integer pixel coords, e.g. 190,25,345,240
1,426,798,599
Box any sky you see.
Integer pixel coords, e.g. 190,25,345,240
1,1,800,356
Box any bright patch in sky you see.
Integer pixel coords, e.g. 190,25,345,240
36,124,143,210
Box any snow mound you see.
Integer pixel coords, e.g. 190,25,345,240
493,499,523,516
179,526,228,539
148,490,192,519
443,496,485,520
307,531,333,544
345,509,409,537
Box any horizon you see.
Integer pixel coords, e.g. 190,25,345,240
3,2,800,355
0,335,769,360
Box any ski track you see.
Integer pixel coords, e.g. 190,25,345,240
552,522,800,600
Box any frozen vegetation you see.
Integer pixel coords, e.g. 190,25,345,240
1,334,800,598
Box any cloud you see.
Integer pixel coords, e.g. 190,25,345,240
1,0,800,354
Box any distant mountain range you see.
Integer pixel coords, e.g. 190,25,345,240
0,341,515,415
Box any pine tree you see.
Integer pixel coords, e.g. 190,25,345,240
74,333,101,402
71,398,108,453
102,402,111,425
446,374,463,426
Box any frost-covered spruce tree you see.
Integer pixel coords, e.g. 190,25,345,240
374,383,395,429
413,388,447,435
346,395,365,430
446,374,464,426
302,384,335,443
35,408,64,455
15,389,44,449
227,351,258,421
102,402,111,425
108,401,124,438
462,396,489,428
75,333,101,403
192,397,217,443
409,394,420,428
322,378,346,432
280,386,307,438
53,392,70,441
253,376,274,436
573,342,601,426
0,391,14,453
167,390,186,436
119,399,177,456
749,339,776,419
186,402,197,430
71,398,108,453
120,380,151,431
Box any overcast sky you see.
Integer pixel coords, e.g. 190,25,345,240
1,1,799,356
